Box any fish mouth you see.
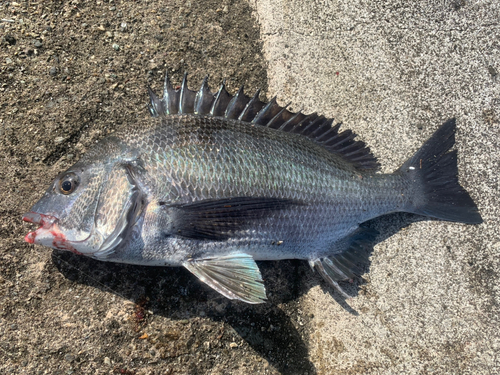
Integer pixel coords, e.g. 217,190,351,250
23,212,93,255
22,212,81,253
22,212,59,244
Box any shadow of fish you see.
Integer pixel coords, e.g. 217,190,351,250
22,73,482,303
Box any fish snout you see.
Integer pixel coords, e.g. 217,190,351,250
22,212,66,248
22,212,59,243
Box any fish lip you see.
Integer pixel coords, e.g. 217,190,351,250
22,212,59,244
22,212,88,255
22,212,58,228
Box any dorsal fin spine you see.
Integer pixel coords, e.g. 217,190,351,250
147,86,160,117
194,76,214,115
179,72,188,114
278,111,302,131
148,72,380,171
238,89,262,122
309,120,334,138
252,96,279,125
210,81,225,116
162,73,172,115
225,86,250,119
316,123,341,143
301,116,326,136
211,81,233,117
266,102,292,129
290,113,318,134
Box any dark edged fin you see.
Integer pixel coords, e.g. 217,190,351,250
194,76,214,115
94,163,148,258
238,89,265,122
170,197,303,241
310,226,378,298
179,73,197,114
225,86,250,119
265,102,293,129
251,96,283,125
148,73,179,116
163,72,180,115
147,86,163,117
148,73,379,171
183,253,266,304
210,81,232,117
398,119,482,224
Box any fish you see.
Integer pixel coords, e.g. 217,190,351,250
22,73,482,304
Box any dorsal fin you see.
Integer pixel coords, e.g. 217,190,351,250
148,72,380,171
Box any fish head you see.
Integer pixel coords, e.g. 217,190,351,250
22,137,142,256
22,160,108,254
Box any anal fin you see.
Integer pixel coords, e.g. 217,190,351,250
310,226,378,298
184,253,266,304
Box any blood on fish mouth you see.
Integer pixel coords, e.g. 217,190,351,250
22,212,57,243
22,212,80,254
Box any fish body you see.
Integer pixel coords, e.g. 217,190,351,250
23,74,482,303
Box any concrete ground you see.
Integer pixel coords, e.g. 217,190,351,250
1,0,498,374
251,0,500,373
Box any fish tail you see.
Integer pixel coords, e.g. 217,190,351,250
398,119,482,224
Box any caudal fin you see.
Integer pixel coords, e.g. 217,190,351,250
398,119,482,224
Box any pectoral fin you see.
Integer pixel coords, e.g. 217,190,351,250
183,253,266,304
171,196,303,241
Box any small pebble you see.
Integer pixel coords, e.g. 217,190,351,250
488,65,498,78
104,357,111,366
5,57,12,64
5,35,16,45
120,22,127,31
229,342,238,348
33,40,42,48
112,43,120,51
49,67,58,76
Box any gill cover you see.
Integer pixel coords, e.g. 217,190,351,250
91,163,147,258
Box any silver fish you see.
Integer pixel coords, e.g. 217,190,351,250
22,73,482,303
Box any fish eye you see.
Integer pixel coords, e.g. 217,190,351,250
59,173,79,195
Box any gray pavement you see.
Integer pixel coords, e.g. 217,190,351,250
252,0,499,373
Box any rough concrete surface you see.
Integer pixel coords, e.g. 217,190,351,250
0,0,498,374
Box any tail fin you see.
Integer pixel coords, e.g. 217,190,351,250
398,119,482,224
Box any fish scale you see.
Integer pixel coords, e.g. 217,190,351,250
23,73,482,304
